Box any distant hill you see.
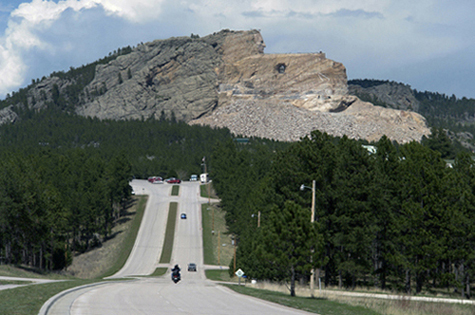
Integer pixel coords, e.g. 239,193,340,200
349,79,475,150
0,30,454,144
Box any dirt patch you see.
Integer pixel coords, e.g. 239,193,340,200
63,200,138,279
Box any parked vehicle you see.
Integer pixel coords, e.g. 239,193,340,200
190,174,198,181
148,176,163,183
166,177,181,184
152,177,164,184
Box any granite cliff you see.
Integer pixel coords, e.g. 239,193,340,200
3,29,430,143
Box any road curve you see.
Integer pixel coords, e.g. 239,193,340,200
41,180,315,315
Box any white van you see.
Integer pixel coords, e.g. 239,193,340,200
200,173,209,183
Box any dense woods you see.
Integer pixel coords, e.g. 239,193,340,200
0,109,233,270
0,148,132,270
211,131,475,297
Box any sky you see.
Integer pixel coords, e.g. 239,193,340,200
0,0,474,99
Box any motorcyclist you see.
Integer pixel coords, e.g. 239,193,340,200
171,264,181,277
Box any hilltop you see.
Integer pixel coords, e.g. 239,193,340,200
0,30,430,143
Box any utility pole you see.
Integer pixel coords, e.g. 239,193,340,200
203,156,213,233
301,180,316,296
217,231,221,265
233,237,236,275
310,180,315,295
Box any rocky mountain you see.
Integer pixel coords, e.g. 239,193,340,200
0,30,430,143
348,80,420,112
347,79,475,150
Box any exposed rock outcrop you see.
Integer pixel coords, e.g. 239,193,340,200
0,106,18,125
348,81,420,111
5,29,430,143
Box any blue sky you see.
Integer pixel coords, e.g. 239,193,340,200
0,0,474,99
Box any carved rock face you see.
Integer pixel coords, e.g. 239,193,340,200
253,32,266,53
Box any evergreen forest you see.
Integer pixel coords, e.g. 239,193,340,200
210,131,475,297
0,108,241,270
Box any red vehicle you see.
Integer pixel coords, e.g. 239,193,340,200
148,176,163,184
166,177,181,184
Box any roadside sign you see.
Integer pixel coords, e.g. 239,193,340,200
235,269,245,286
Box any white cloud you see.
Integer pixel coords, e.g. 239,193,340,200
0,0,166,96
98,0,166,22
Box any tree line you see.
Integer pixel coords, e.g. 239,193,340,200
210,131,475,297
0,108,232,179
0,148,132,270
0,109,234,270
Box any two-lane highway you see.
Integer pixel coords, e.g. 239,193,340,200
41,180,314,315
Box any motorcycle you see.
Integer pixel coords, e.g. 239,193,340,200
171,272,181,284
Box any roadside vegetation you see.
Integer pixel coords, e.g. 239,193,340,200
202,202,234,283
200,183,218,199
211,132,475,298
100,196,148,278
225,285,380,315
171,185,180,196
158,202,178,264
0,195,147,315
0,279,98,315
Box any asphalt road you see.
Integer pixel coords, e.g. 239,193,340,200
41,180,315,315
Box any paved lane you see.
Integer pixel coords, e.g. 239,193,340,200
169,181,205,281
108,179,173,278
68,277,313,315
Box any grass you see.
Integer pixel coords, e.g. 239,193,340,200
0,279,97,315
224,285,380,315
0,196,148,315
200,183,218,199
205,269,233,282
101,195,148,278
0,265,72,280
322,293,475,315
0,280,33,285
171,185,180,196
150,267,168,277
201,203,234,266
158,202,177,264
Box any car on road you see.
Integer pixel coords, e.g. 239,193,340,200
166,177,181,184
181,213,187,219
188,263,197,271
189,174,198,181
